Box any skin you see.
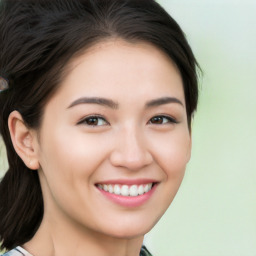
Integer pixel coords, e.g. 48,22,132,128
9,39,191,256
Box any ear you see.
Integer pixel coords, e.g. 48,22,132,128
8,110,40,170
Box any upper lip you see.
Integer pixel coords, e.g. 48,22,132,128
95,179,158,185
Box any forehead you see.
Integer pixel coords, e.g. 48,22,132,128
69,39,181,79
48,39,184,107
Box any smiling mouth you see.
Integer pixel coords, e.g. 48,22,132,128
96,183,155,197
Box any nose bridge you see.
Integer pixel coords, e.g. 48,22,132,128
110,123,152,170
124,125,143,156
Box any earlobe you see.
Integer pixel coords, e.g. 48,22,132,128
8,111,40,170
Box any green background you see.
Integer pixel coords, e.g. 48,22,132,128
1,1,256,255
145,1,256,255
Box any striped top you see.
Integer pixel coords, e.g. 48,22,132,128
2,245,152,256
1,247,33,256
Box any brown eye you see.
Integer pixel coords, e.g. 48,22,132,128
149,116,177,125
86,117,99,126
78,116,108,126
151,116,164,124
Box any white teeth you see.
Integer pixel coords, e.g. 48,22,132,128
114,184,120,195
97,183,154,196
130,185,139,197
121,185,129,196
144,183,153,193
144,184,150,193
138,185,144,195
108,184,113,193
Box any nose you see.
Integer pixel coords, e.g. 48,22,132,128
109,126,153,171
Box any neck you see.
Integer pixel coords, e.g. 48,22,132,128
23,214,144,256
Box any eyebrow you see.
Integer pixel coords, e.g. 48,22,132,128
67,96,183,109
145,97,184,108
67,97,118,109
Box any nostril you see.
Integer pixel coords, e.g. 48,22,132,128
109,150,152,170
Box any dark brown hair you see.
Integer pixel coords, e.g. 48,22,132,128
0,0,199,250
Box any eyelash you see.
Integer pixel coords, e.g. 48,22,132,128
77,115,109,127
148,115,178,125
77,114,178,127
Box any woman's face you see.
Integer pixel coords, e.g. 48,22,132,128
35,40,191,238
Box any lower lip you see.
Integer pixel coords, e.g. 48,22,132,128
97,184,157,208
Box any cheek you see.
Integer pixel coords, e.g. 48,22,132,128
149,129,191,179
38,128,112,186
37,129,112,217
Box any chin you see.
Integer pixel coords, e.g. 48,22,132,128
102,218,157,239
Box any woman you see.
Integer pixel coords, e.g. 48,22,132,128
0,0,199,255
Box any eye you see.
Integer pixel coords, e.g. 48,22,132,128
77,115,109,126
148,115,178,125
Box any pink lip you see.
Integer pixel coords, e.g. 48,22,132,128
96,182,158,208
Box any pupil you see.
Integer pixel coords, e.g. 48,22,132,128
88,118,98,125
152,117,162,124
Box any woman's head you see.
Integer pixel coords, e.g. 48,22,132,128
0,0,199,251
